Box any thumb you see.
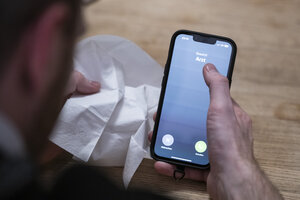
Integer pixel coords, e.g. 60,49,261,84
202,63,232,109
75,72,101,94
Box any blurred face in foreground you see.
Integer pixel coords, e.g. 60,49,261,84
0,1,81,159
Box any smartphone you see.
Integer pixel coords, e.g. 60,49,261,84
150,30,236,168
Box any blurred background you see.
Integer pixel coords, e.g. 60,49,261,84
44,0,300,199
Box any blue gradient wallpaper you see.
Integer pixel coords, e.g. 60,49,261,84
154,34,232,165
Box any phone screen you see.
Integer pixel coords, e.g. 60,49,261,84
154,33,233,166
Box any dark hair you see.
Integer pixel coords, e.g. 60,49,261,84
0,0,80,74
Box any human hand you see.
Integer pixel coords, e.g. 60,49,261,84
39,71,100,165
65,70,100,98
149,63,282,200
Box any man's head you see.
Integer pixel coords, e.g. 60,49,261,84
0,0,81,159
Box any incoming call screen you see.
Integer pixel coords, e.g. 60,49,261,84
154,34,233,166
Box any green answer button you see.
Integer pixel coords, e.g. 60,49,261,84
195,141,207,153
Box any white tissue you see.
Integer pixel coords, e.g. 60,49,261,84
50,35,163,188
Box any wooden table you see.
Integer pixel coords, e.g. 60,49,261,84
42,0,300,199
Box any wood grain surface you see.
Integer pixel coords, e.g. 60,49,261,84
41,0,300,199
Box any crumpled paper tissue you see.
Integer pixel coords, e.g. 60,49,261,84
50,35,163,188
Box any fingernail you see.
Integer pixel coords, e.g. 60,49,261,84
205,64,217,72
90,81,100,87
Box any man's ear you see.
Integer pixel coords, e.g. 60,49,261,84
21,3,70,94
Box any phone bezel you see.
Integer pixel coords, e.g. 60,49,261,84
150,30,237,169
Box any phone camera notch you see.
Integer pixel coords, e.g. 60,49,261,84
193,34,216,44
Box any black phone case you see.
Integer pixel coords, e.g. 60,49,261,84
150,30,237,169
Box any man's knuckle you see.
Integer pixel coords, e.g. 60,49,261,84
244,114,252,125
235,109,243,119
209,103,227,114
215,75,229,85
